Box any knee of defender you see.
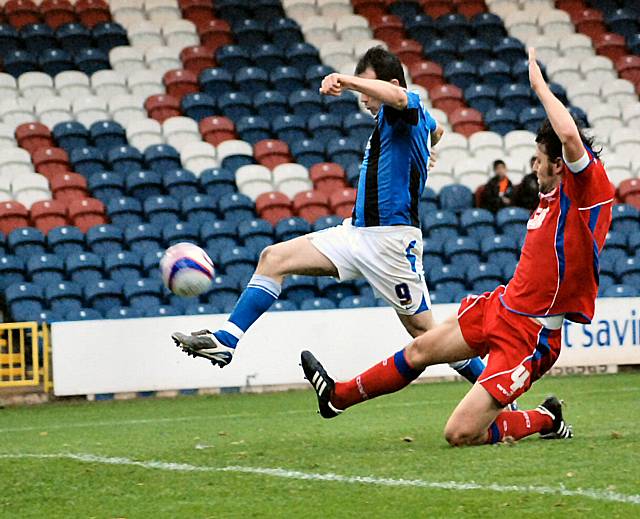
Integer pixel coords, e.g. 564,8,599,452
404,340,431,370
257,245,282,274
443,425,481,447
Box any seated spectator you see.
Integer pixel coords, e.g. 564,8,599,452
513,156,539,212
480,159,513,213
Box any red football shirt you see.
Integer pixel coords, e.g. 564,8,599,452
501,150,615,323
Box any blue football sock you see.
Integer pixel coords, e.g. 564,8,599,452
213,274,281,348
449,357,485,384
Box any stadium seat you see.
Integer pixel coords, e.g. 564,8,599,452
300,297,336,311
254,139,291,170
0,201,29,234
92,21,128,50
124,169,162,202
439,184,474,214
46,281,83,314
0,255,26,291
144,195,180,226
145,94,181,123
293,190,330,224
47,225,84,256
65,251,103,284
217,139,254,171
611,204,640,234
27,253,65,285
123,277,163,307
199,167,236,200
105,250,142,283
125,222,163,254
84,279,122,314
6,282,45,318
86,224,123,255
443,236,481,269
200,220,238,251
163,221,199,246
127,70,164,100
15,122,53,154
429,263,466,294
274,216,311,242
179,193,217,227
162,168,198,199
218,246,256,280
237,218,273,252
30,199,67,233
199,115,235,147
460,208,495,240
309,162,346,195
481,234,518,268
180,92,216,123
67,197,107,232
423,210,458,240
255,191,293,226
144,144,181,173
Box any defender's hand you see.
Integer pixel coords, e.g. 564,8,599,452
528,47,546,92
320,73,344,96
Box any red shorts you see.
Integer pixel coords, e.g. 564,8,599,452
457,286,562,406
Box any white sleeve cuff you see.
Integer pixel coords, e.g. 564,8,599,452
563,151,590,173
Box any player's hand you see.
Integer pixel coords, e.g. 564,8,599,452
319,73,344,96
428,150,437,171
528,47,546,92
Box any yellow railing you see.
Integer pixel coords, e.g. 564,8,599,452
0,322,51,390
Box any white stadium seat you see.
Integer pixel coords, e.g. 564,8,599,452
469,131,503,155
127,118,165,151
0,124,16,149
335,14,371,43
180,141,218,175
54,71,92,101
437,132,468,162
273,163,312,198
609,128,640,158
0,98,36,126
283,0,317,22
538,9,574,36
301,18,336,47
621,102,640,129
108,94,147,127
235,164,274,200
18,72,55,102
526,35,560,63
35,96,73,128
128,69,164,98
580,56,617,88
72,96,109,127
162,19,199,48
145,0,182,24
600,79,638,109
11,173,51,208
128,21,164,50
567,82,601,108
91,70,129,100
602,154,632,185
0,148,34,179
145,45,181,73
109,46,146,75
587,103,622,132
162,116,201,152
558,33,594,60
546,57,582,85
0,73,18,98
353,39,387,59
111,0,146,26
505,11,539,41
317,0,353,20
320,40,355,70
216,139,253,163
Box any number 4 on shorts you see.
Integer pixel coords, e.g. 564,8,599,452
510,365,530,392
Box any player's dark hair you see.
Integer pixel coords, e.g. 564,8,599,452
355,46,407,88
493,159,506,169
535,118,601,161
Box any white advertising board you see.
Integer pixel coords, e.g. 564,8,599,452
51,298,640,396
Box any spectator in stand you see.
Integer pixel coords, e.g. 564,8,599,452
513,155,539,212
480,159,513,213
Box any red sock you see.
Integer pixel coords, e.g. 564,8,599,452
487,409,553,443
332,349,422,410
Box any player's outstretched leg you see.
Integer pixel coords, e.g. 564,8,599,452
300,351,343,418
171,329,236,367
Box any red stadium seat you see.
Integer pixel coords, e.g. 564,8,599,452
420,0,453,18
67,197,107,232
30,199,68,233
618,179,640,209
329,188,357,219
32,147,71,179
616,55,640,87
594,33,628,62
180,46,216,75
180,0,216,31
199,115,236,146
74,0,110,28
254,139,291,170
163,69,199,101
15,122,54,154
145,94,181,123
409,60,444,90
573,8,605,39
389,39,423,67
557,0,587,19
371,14,405,43
50,172,87,203
40,0,76,29
449,107,484,137
5,0,41,29
0,201,29,234
429,84,465,113
255,191,293,226
198,18,233,52
454,0,485,18
293,190,330,224
352,0,386,20
309,163,347,195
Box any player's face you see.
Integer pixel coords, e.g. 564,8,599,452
533,144,562,194
358,68,382,116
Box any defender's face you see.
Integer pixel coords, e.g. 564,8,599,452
358,67,382,116
533,143,562,194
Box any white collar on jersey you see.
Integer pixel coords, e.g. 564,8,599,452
538,186,559,203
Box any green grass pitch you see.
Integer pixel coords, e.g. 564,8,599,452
1,373,638,518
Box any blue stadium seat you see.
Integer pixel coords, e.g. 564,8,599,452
216,44,252,72
206,275,241,308
125,223,163,254
144,305,182,317
181,194,218,227
0,256,25,291
289,89,323,117
237,218,274,252
184,303,222,315
628,233,640,255
599,249,619,280
126,170,163,201
181,92,216,122
616,256,640,286
86,224,123,255
105,306,144,319
282,275,318,304
423,38,457,65
338,295,376,309
168,295,201,314
519,106,546,134
466,263,503,293
273,114,307,144
74,47,109,74
46,281,83,314
65,308,103,321
235,66,270,96
219,246,255,280
275,217,311,242
33,309,62,323
218,193,255,223
254,90,288,119
56,23,91,51
611,204,640,234
313,215,342,232
142,249,164,271
21,23,56,53
3,49,37,77
253,0,286,22
6,282,44,318
421,186,437,204
123,277,163,307
144,195,180,226
233,18,268,46
200,167,236,201
460,38,493,67
307,113,342,142
437,13,471,45
478,60,511,87
288,42,320,72
628,33,640,55
92,22,129,52
199,67,234,97
305,64,334,90
423,235,445,270
405,14,435,46
218,91,253,120
460,208,495,240
254,43,286,70
27,251,65,285
8,227,45,259
494,37,526,65
429,264,466,294
498,83,532,114
605,231,629,256
485,107,518,135
423,210,458,239
496,207,530,236
221,151,255,172
0,24,20,54
90,120,126,152
444,61,477,90
266,17,303,47
201,220,239,251
69,146,107,176
144,144,181,173
598,274,615,295
107,196,143,227
323,91,359,115
300,297,336,310
47,226,84,256
439,184,474,213
317,277,357,302
89,171,126,201
53,121,90,151
480,234,519,268
326,137,361,169
606,8,639,39
343,112,375,142
270,300,298,311
443,236,481,269
471,12,507,46
105,250,142,283
162,168,199,199
39,48,74,75
290,138,325,169
270,66,305,95
236,115,272,144
65,252,103,284
163,221,199,246
603,284,639,298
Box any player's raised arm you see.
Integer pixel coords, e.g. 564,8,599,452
319,72,408,111
528,47,585,163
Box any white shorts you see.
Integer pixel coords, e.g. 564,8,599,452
308,219,431,315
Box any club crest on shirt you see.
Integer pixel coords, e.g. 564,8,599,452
527,206,550,230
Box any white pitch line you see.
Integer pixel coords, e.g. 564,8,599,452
0,452,639,506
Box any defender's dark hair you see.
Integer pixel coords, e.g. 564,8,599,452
535,117,601,162
355,46,407,88
493,159,506,169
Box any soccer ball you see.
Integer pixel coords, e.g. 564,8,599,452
160,242,214,297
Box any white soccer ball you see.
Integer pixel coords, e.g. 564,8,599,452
160,242,214,297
